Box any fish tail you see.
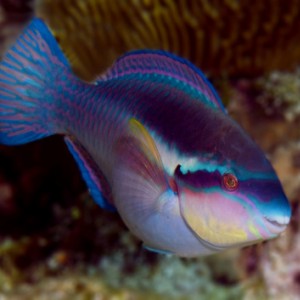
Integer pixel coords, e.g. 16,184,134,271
0,18,72,145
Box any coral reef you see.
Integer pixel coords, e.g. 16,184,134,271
255,70,300,122
259,142,300,299
36,0,300,81
0,192,247,300
261,200,300,300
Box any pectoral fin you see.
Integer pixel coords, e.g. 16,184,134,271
112,119,171,242
114,118,167,190
143,244,173,255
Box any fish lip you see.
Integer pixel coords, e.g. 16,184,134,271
264,215,290,235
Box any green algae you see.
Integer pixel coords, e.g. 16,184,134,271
0,255,245,300
96,253,244,300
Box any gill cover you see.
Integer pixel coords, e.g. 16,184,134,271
175,167,256,247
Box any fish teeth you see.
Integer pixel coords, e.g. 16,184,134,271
265,215,290,226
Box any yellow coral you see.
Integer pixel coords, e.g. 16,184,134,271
35,0,300,81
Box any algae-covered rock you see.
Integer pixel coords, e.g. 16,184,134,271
256,70,300,122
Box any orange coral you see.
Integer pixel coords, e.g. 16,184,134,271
36,0,300,81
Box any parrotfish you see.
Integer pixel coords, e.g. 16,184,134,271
0,18,291,257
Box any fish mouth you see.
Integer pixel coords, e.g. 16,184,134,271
264,215,290,235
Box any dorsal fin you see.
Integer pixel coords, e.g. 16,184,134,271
99,50,225,112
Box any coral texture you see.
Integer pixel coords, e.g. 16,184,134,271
36,0,300,81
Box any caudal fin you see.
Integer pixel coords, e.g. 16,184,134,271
0,18,71,145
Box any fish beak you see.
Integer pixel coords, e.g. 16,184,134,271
264,215,290,236
262,195,291,236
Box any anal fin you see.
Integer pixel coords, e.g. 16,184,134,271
64,136,115,211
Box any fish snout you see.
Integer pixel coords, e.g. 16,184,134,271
264,214,291,235
263,198,291,236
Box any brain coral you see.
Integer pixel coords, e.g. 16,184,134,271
35,0,300,81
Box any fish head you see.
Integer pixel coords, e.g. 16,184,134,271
173,121,291,250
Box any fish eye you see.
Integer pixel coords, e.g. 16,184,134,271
222,173,238,191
